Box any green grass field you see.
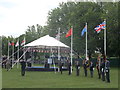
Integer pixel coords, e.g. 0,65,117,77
2,65,118,88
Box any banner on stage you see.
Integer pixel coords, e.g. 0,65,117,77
48,58,52,64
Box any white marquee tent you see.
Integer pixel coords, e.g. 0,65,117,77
25,35,69,48
24,35,70,73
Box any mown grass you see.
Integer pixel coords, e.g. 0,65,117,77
2,65,118,88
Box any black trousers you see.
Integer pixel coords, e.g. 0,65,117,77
68,67,71,75
101,68,105,81
60,67,62,74
84,68,87,77
90,71,93,78
97,69,101,79
106,69,110,83
76,68,80,76
21,69,25,76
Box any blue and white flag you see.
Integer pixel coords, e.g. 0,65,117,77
81,25,87,36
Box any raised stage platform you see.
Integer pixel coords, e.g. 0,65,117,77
26,66,68,71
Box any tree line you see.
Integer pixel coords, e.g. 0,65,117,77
1,2,119,58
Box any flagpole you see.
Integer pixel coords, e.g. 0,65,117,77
58,28,60,72
71,26,73,73
17,38,19,68
8,39,9,60
24,36,26,61
86,23,88,60
18,38,19,66
104,19,107,71
104,20,106,57
12,40,14,68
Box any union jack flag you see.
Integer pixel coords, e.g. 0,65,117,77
94,21,106,33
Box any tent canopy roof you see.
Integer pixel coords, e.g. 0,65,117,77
25,35,69,48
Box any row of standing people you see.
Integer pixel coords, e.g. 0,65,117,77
80,58,110,83
59,57,110,83
4,55,110,82
2,59,13,71
96,59,110,82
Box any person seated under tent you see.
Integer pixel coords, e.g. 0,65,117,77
59,60,64,74
44,60,50,68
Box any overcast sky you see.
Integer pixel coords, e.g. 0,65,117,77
0,0,67,37
0,0,117,38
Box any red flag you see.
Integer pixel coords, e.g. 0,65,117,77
65,28,72,37
11,42,14,46
21,37,25,46
21,41,25,46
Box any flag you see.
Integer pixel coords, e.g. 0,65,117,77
100,21,106,29
94,21,106,33
15,41,19,47
11,42,14,46
55,33,60,40
8,42,11,46
65,28,72,37
81,25,87,36
21,37,25,46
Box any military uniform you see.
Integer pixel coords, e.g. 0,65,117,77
96,61,101,79
20,60,26,76
101,60,105,81
90,61,94,78
75,61,80,76
59,61,63,74
10,60,12,69
83,59,89,77
105,60,110,83
67,60,71,75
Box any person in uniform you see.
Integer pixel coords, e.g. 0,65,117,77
96,55,102,79
10,60,12,69
105,59,110,83
59,60,63,74
75,61,80,76
20,60,26,76
83,59,89,77
67,60,71,75
101,59,105,81
89,61,94,78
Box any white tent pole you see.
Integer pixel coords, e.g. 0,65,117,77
33,50,34,66
51,47,56,74
58,28,60,72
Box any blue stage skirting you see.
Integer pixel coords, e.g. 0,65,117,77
26,66,68,71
